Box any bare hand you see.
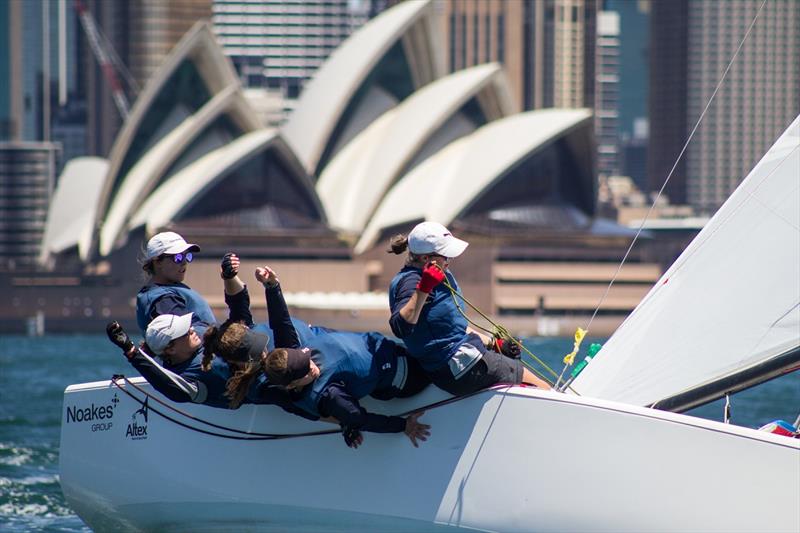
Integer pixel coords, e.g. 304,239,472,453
255,266,279,287
404,411,431,447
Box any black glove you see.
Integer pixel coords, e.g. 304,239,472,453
220,252,237,279
106,321,134,354
495,337,521,359
341,425,362,448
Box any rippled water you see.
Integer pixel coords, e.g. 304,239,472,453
0,334,797,532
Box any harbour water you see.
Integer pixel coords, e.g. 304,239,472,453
1,334,798,532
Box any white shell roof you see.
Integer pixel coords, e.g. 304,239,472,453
98,87,257,257
94,22,258,257
40,157,108,263
282,0,439,175
129,129,322,235
316,63,513,235
355,109,594,254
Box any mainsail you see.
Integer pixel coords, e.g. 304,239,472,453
572,115,800,410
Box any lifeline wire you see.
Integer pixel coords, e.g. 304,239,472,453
110,375,523,441
555,0,770,390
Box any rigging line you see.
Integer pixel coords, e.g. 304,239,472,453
441,277,560,384
582,0,769,336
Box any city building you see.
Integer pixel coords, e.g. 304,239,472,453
440,0,599,111
648,0,799,212
0,0,66,142
594,10,621,178
0,142,59,270
212,0,386,100
606,0,649,142
128,0,213,87
81,0,212,157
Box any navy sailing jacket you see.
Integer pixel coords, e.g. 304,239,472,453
136,282,217,336
292,332,398,417
388,266,471,371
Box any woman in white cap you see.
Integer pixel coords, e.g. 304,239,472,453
137,231,331,347
387,221,551,396
105,313,317,417
136,231,217,336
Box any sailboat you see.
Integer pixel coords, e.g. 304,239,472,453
59,116,800,532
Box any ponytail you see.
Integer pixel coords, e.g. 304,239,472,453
387,234,408,255
225,362,261,409
201,325,221,372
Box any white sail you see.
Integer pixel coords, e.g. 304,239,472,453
572,115,800,407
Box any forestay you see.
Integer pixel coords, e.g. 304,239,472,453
572,115,800,408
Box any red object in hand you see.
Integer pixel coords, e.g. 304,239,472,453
494,337,521,359
416,263,446,293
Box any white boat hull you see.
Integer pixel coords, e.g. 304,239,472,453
60,379,800,532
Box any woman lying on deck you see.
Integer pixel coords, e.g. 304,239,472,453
211,266,432,449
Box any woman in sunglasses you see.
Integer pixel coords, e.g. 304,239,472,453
388,221,551,396
136,231,218,337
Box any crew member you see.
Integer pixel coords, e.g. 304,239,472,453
214,266,431,448
387,221,551,396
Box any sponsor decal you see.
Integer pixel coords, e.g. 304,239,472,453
66,393,118,426
126,397,149,440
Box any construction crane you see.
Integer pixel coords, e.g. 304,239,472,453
73,0,138,120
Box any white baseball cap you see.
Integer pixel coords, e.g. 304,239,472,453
408,221,469,258
145,231,200,261
145,313,193,355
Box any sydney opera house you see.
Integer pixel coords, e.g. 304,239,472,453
7,1,661,335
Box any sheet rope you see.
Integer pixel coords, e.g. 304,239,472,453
439,277,578,393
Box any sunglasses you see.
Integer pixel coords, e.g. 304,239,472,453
165,252,193,264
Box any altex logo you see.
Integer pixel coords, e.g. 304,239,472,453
126,397,149,440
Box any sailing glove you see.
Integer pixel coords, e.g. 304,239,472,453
106,321,134,355
341,425,363,448
416,263,446,293
220,252,238,279
494,337,521,359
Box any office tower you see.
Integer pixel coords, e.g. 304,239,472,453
607,0,649,142
78,0,211,157
441,0,598,111
649,0,799,212
0,142,58,270
440,1,524,108
0,0,65,142
621,118,649,193
212,0,385,98
128,0,213,87
594,10,620,177
552,0,597,108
